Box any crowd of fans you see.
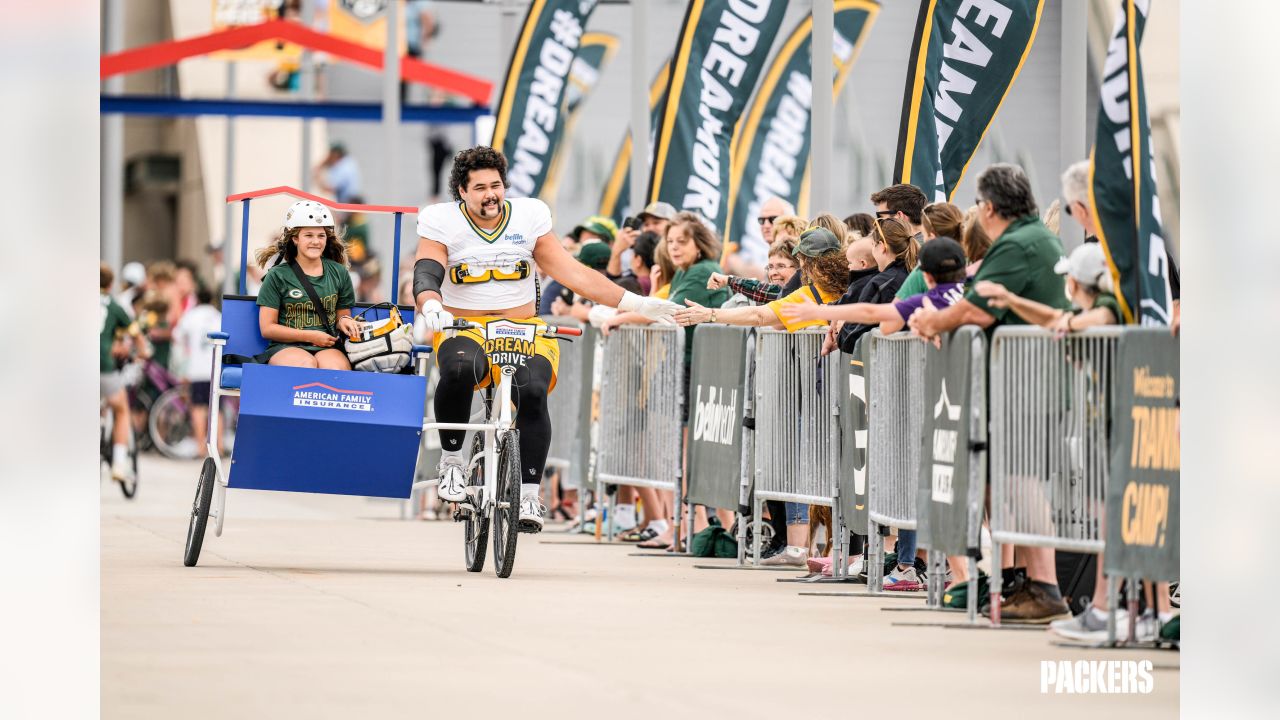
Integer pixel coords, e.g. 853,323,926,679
524,159,1179,644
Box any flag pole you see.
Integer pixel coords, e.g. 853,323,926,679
629,0,650,217
811,0,835,215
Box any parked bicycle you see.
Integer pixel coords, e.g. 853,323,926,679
100,398,138,499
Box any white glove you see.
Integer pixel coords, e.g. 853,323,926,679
413,299,454,343
618,290,680,324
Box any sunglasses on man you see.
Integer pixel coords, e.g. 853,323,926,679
757,215,779,225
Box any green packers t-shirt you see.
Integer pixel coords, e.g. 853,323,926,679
100,294,132,373
895,266,928,300
964,214,1069,327
257,259,355,355
1081,292,1122,323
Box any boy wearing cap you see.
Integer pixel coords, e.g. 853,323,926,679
973,242,1120,333
781,237,969,336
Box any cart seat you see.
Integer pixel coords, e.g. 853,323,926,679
220,366,243,390
215,294,417,386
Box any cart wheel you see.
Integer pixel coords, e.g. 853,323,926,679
463,435,489,572
183,457,215,567
118,443,139,499
491,430,521,579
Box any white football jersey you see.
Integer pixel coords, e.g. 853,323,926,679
416,197,553,310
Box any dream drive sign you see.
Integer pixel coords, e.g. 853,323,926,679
542,32,619,204
491,0,600,199
597,59,671,224
647,0,789,230
724,0,879,265
1090,0,1175,326
894,0,1044,202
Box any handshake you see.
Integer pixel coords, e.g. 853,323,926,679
413,291,680,344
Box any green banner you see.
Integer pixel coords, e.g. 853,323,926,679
490,0,599,198
687,325,753,511
597,59,671,224
725,1,879,265
542,32,620,204
1090,0,1174,326
918,326,987,557
647,0,789,230
837,339,870,533
1104,329,1179,581
893,0,1044,202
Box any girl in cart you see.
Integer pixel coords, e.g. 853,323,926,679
254,200,360,369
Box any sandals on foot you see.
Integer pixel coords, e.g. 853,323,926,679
621,527,659,543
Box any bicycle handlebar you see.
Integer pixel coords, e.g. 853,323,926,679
443,320,582,338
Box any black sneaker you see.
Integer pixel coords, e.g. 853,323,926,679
760,542,787,560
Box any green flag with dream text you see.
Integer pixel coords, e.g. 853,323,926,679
597,59,671,224
542,32,619,204
724,1,878,265
647,0,789,230
1090,0,1174,326
490,0,599,198
893,0,1044,202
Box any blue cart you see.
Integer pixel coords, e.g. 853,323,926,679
183,187,430,567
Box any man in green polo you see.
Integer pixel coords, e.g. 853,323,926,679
909,163,1070,624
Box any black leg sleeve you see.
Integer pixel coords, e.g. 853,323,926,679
511,356,554,485
433,337,489,452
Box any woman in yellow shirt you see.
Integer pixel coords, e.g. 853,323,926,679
672,227,847,331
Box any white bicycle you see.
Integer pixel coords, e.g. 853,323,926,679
418,318,580,578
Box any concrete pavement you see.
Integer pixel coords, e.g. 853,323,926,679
103,455,1178,719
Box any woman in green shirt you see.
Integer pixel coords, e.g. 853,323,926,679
254,200,359,369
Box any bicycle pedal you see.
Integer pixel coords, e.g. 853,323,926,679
517,521,543,534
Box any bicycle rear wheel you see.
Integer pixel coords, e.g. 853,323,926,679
463,433,489,572
150,386,196,459
130,388,155,453
492,430,521,578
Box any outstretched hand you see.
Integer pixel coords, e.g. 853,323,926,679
778,296,822,325
635,296,680,324
673,299,708,327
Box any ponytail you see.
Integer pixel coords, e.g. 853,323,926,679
874,217,916,269
254,226,349,268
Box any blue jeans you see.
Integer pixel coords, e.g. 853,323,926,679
785,502,809,525
895,530,917,567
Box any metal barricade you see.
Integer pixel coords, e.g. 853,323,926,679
593,324,686,540
751,328,845,567
988,326,1119,625
542,316,590,491
865,331,928,592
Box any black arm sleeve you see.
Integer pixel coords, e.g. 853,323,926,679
413,258,446,298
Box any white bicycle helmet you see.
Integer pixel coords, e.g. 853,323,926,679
284,200,336,229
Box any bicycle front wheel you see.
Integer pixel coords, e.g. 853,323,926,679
150,387,196,459
491,429,521,578
463,433,488,573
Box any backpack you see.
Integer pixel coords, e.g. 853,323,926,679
691,525,738,558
